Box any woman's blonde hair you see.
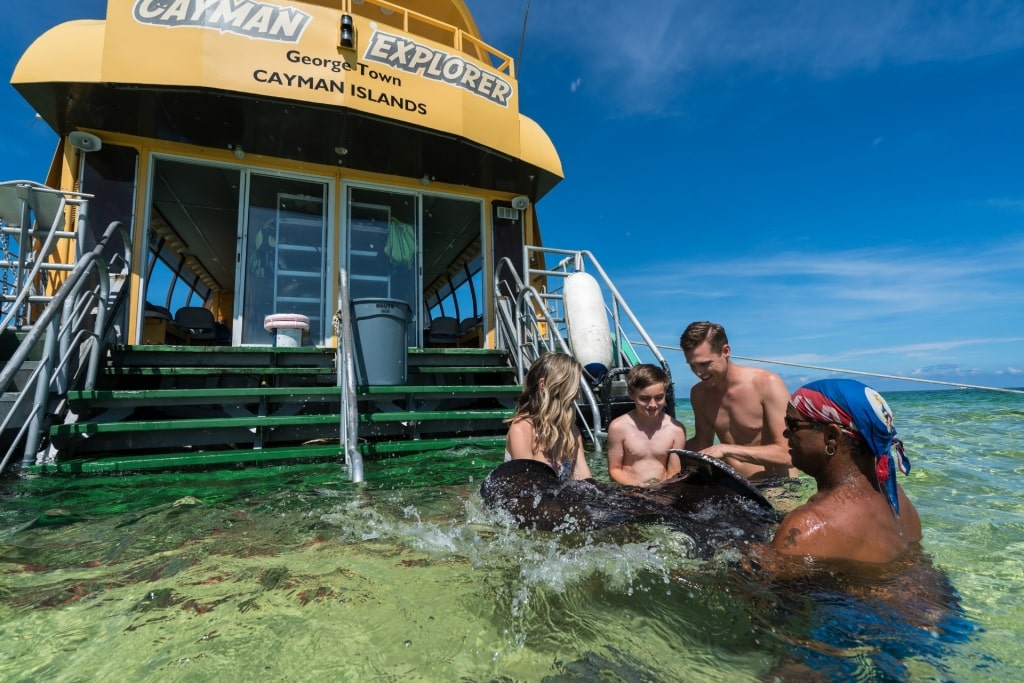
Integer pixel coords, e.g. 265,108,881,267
509,352,582,469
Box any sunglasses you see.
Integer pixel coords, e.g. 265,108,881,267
784,416,821,432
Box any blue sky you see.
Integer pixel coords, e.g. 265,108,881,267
3,1,1023,393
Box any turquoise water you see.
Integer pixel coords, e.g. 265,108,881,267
0,389,1020,681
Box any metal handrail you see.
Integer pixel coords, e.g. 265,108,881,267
0,220,124,473
493,256,604,451
528,246,672,377
0,181,93,332
335,267,363,482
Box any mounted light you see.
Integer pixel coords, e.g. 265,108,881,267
68,131,102,152
340,13,355,49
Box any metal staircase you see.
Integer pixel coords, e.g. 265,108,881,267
32,346,518,474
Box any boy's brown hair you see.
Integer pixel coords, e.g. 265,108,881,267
626,363,669,395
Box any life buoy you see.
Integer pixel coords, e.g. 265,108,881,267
563,271,613,383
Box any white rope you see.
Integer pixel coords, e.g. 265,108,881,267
648,342,1024,395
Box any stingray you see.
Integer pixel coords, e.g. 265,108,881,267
480,449,782,558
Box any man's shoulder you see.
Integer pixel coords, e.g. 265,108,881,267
733,363,782,382
774,503,832,551
735,365,788,397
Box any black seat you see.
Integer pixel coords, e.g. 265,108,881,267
174,306,217,343
427,316,459,346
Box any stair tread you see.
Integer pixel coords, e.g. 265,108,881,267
28,436,506,474
103,366,335,376
69,385,518,400
362,408,513,423
52,407,512,435
411,366,514,373
66,385,519,409
115,345,330,354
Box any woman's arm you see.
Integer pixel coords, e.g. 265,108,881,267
571,430,593,480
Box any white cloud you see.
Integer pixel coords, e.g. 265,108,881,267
985,198,1024,212
492,0,1024,113
610,236,1024,377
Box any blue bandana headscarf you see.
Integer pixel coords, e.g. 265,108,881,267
790,379,911,516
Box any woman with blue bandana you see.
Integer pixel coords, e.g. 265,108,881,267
760,378,921,566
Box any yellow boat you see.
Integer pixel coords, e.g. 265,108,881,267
0,0,670,479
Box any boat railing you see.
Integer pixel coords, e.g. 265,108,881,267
493,256,604,451
335,267,363,483
0,181,92,335
522,246,676,414
346,0,514,76
0,219,126,474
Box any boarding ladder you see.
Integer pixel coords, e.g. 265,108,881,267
0,181,129,474
494,247,675,441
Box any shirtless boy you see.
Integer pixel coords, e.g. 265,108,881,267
606,364,687,486
680,321,797,481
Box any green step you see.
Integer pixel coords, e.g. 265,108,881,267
26,443,345,474
26,436,507,474
408,348,505,356
358,435,506,455
359,384,519,397
52,407,511,437
68,386,343,407
361,408,512,423
67,385,519,408
103,366,335,376
51,412,343,437
117,344,329,354
411,366,514,374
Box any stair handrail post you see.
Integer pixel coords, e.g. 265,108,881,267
0,220,120,471
55,258,110,394
336,266,362,482
24,316,60,463
514,284,604,451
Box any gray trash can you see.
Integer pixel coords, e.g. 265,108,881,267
352,298,411,386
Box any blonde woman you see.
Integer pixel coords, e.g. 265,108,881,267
504,352,593,481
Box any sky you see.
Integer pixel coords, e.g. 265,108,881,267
2,1,1023,394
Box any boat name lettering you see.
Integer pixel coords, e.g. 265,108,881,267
133,0,311,43
254,69,345,94
350,85,427,114
252,70,426,114
284,51,402,85
363,31,512,107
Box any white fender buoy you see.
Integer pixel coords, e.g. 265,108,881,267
264,313,309,347
563,272,613,383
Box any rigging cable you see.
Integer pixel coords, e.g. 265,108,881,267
646,342,1024,395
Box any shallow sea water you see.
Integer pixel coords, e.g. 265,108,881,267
1,389,1020,681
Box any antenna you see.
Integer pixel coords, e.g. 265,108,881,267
517,0,531,77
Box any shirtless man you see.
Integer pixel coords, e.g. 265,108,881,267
680,321,797,481
752,379,921,571
606,364,687,486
